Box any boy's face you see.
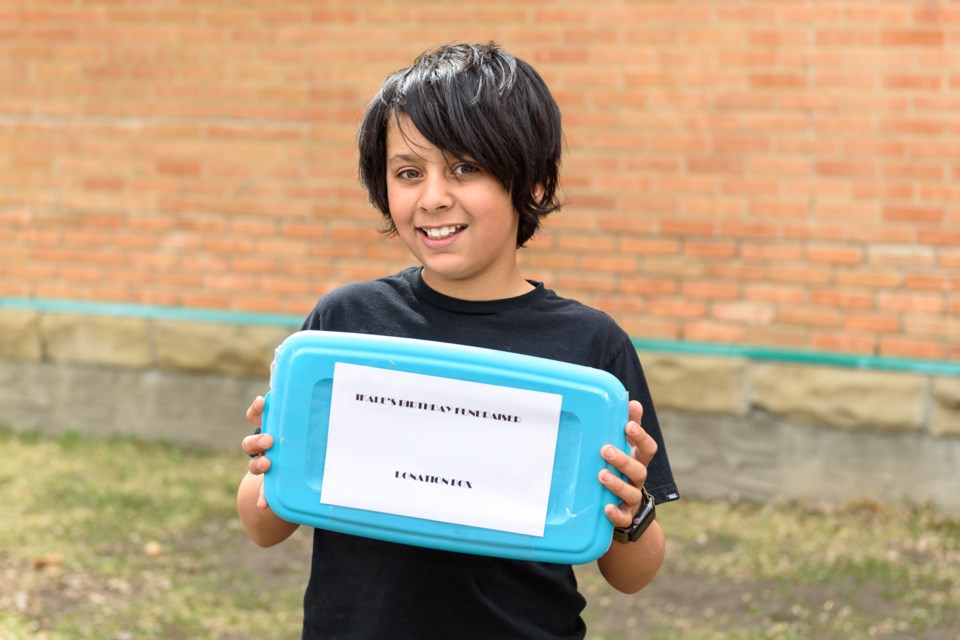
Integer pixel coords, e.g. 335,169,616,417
385,114,528,300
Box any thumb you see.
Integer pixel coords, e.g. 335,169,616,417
246,395,266,429
257,482,269,510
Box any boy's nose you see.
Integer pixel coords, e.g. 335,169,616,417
418,173,453,213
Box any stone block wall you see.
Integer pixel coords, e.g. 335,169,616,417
0,309,294,448
2,309,958,512
640,352,960,512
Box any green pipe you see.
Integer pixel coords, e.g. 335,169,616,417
0,297,302,328
631,338,959,377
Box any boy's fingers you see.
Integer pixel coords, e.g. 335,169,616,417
257,483,269,509
627,424,657,468
246,395,265,427
247,452,271,476
598,467,645,527
601,445,648,491
241,433,273,457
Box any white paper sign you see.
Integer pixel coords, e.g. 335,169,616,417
320,362,563,537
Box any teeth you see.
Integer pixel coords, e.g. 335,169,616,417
423,225,463,239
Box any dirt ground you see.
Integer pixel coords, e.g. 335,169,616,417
5,516,958,639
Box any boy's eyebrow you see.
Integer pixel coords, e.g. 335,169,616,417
388,153,423,166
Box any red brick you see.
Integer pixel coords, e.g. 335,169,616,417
836,269,904,289
816,160,877,179
779,306,843,328
682,281,740,300
619,278,678,296
806,245,863,265
708,263,768,281
642,257,706,278
867,246,936,267
648,299,709,319
750,201,807,219
939,251,960,269
739,243,803,261
832,220,909,244
879,338,944,360
231,257,279,274
744,284,806,304
883,74,943,91
712,301,775,325
743,327,809,349
812,203,878,223
680,198,745,218
554,273,617,293
660,220,716,236
842,140,905,158
904,316,960,341
747,156,809,177
768,265,833,285
683,321,745,343
881,118,944,136
845,314,900,334
749,74,807,90
881,30,944,47
810,333,876,355
683,241,737,259
721,221,780,239
881,161,947,182
581,256,637,274
918,229,960,246
815,29,877,46
716,7,779,23
617,238,680,256
905,274,960,292
596,215,656,235
877,293,944,314
156,158,202,177
749,29,808,47
810,289,874,309
594,296,647,315
687,156,745,175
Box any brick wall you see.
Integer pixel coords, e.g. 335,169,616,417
2,1,958,361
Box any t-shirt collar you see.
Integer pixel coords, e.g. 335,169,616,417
407,267,546,314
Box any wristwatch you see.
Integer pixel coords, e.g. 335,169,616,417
612,487,656,544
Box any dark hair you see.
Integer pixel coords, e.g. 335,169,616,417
358,42,563,247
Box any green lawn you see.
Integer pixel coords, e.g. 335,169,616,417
3,429,958,639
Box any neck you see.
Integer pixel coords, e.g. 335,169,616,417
420,268,534,301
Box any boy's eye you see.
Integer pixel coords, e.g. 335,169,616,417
397,169,421,180
453,163,480,177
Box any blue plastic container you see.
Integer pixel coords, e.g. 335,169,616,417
261,330,629,564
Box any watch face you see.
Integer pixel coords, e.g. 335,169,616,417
613,490,656,543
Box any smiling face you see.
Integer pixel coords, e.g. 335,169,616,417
385,114,532,300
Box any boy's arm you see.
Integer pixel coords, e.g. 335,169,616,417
237,396,300,547
595,400,666,594
596,511,665,593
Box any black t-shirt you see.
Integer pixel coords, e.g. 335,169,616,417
297,268,678,639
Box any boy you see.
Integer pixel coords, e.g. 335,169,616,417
239,42,678,639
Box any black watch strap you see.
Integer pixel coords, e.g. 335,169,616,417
612,487,656,544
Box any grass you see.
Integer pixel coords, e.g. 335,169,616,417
3,428,959,639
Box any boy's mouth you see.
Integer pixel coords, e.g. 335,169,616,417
419,225,467,240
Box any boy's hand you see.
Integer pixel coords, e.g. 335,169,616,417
598,400,658,528
240,395,273,509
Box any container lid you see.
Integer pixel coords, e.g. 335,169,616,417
262,330,628,564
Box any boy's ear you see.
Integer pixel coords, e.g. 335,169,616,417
532,183,545,204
